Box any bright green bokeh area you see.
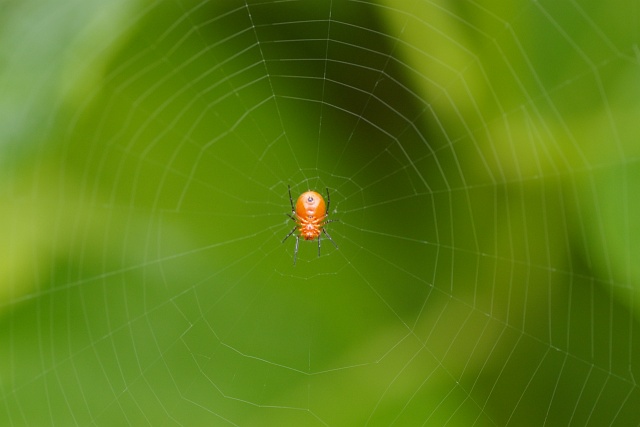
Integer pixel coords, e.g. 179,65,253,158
2,0,640,425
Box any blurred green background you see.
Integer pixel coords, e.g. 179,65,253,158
2,0,640,425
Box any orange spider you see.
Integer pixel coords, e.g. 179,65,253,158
282,185,338,264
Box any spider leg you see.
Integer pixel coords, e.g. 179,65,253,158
282,225,297,243
322,228,338,249
293,236,299,265
325,187,331,213
288,185,295,213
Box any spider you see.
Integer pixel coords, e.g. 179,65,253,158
282,185,338,264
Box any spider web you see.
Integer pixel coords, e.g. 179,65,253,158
2,0,640,425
